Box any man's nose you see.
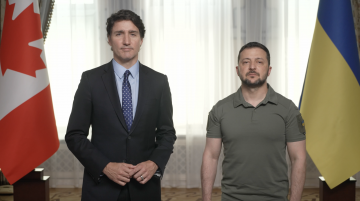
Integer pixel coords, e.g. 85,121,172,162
249,62,256,70
123,34,130,45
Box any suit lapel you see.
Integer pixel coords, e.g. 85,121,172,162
102,61,128,132
129,63,148,135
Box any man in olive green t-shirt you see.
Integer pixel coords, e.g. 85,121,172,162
201,42,306,201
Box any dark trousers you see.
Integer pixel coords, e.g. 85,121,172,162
117,184,131,201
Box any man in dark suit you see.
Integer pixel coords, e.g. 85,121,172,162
65,9,176,201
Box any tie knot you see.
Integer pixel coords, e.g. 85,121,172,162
124,70,131,79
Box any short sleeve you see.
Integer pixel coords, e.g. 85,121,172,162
285,101,306,142
206,106,222,138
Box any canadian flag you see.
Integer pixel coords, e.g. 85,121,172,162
0,0,59,184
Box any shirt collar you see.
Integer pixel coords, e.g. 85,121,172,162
233,83,278,108
112,59,139,79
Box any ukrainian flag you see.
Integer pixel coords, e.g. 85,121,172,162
299,0,360,189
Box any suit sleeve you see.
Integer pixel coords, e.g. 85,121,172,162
149,76,176,174
65,72,110,183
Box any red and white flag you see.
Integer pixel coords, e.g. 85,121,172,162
0,0,59,184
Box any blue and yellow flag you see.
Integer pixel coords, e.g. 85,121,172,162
299,0,360,189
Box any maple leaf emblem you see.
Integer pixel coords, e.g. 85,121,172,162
0,1,46,77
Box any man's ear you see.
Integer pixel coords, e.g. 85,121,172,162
236,66,240,76
107,37,113,51
267,66,272,76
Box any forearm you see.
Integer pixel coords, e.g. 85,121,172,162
289,159,306,201
149,130,176,173
66,132,110,179
201,155,218,201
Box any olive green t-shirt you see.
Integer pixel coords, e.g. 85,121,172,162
206,85,306,201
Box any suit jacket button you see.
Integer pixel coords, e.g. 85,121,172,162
127,136,131,140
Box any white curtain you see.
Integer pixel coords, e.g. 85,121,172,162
133,0,238,188
41,0,360,189
41,0,100,187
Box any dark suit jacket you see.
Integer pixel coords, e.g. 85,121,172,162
65,61,176,201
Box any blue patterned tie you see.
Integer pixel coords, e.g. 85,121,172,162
122,70,133,131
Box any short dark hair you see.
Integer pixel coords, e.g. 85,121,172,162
106,9,146,38
237,42,270,65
